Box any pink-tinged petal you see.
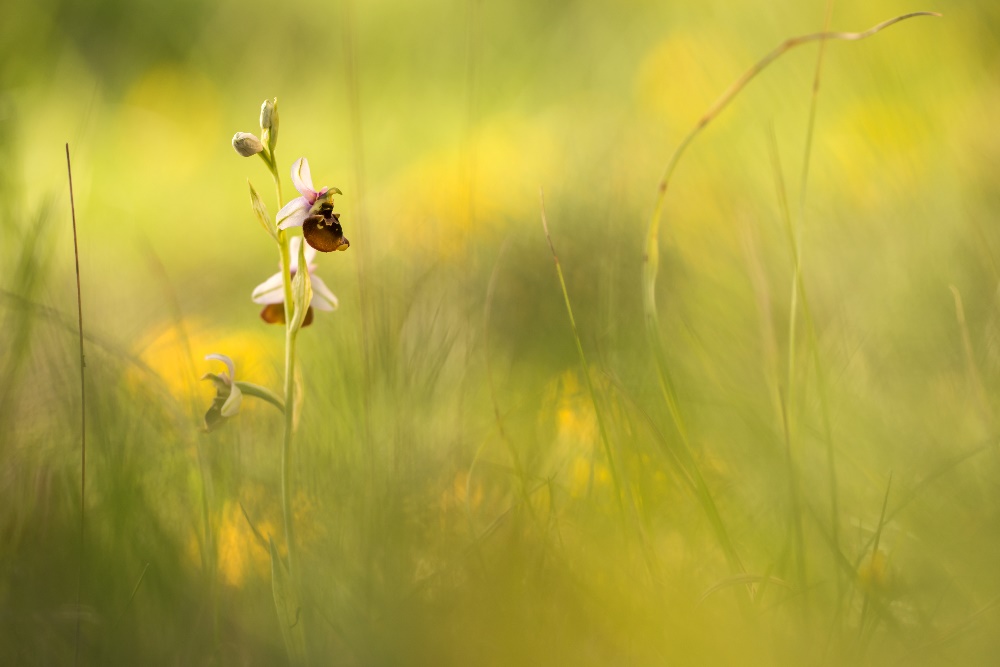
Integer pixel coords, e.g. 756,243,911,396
310,275,338,311
277,209,308,231
291,157,315,199
276,197,309,229
205,353,235,383
251,271,285,304
303,242,317,267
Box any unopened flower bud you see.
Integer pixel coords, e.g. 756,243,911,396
232,132,264,157
260,98,279,153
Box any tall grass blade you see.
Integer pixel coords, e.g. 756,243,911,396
540,190,626,522
857,473,893,657
270,538,308,666
67,143,87,667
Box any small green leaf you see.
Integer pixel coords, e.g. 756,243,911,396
249,180,278,241
270,538,307,666
288,239,313,333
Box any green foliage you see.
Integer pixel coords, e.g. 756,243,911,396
3,1,1000,665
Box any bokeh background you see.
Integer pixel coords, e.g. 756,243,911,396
3,0,1000,664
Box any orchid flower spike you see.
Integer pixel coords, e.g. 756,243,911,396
251,236,339,327
276,157,350,253
202,353,243,431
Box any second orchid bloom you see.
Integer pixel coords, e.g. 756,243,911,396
251,236,339,327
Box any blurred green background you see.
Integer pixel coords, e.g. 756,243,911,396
3,0,1000,664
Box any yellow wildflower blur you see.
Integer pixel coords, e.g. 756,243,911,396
132,319,279,412
539,370,613,498
387,116,556,258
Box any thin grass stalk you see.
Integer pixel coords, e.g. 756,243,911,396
797,1,842,590
340,0,375,471
740,216,803,608
764,131,809,598
281,313,298,576
66,143,87,667
603,373,745,593
339,8,381,632
484,240,536,514
540,191,625,521
857,473,893,658
949,285,990,418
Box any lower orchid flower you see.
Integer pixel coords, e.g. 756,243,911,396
251,236,338,327
275,157,350,253
202,353,242,431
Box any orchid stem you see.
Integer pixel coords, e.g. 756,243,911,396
271,155,299,581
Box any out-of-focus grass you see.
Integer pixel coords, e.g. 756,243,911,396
3,0,1000,664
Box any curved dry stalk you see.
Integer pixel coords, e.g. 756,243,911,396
643,10,940,334
640,6,939,554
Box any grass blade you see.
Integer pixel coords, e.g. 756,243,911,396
270,538,308,666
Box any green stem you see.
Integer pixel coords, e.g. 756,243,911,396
281,319,298,575
271,156,299,577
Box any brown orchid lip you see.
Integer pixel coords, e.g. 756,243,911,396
260,303,314,327
302,213,349,253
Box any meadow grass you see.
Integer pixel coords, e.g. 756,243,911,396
2,2,1000,665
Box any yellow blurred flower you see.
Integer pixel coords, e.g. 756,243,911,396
440,470,485,515
634,31,744,128
386,116,555,257
538,370,612,497
117,65,222,182
857,548,892,594
216,499,275,587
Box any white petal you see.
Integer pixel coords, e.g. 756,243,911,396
310,275,338,311
291,157,315,197
289,236,302,271
220,382,243,418
276,197,309,229
205,353,235,382
251,271,285,304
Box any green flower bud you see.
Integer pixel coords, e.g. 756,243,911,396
232,132,264,157
260,98,278,154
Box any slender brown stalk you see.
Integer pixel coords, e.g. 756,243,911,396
66,143,86,666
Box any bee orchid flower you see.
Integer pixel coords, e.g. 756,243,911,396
276,157,350,253
251,236,338,327
202,353,243,431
